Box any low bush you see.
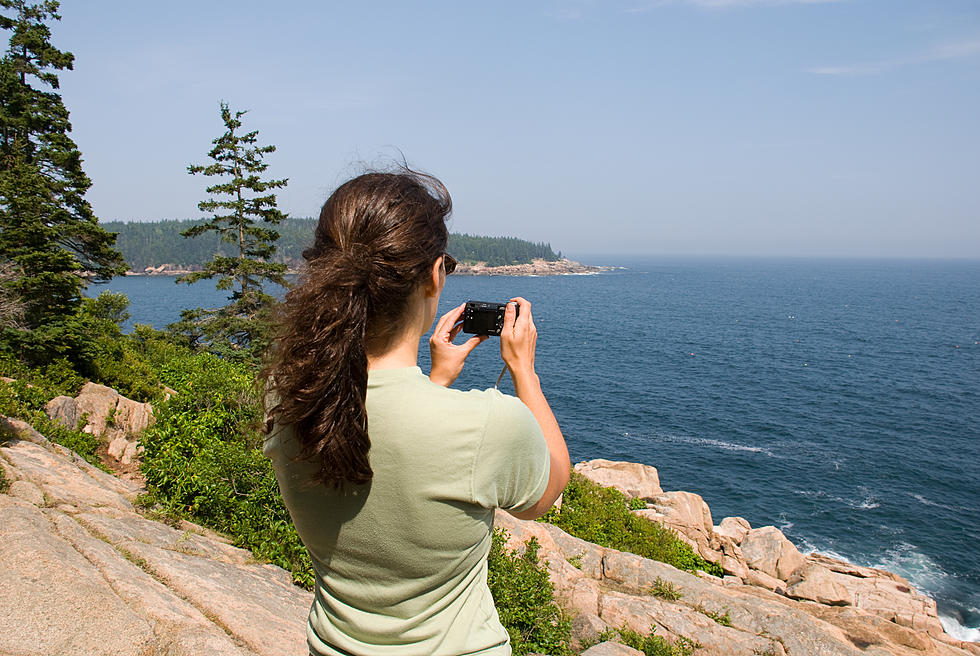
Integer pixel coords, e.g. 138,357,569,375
650,577,683,601
138,347,314,588
540,472,724,577
487,529,573,656
615,626,700,656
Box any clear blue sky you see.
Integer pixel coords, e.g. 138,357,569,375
49,0,980,259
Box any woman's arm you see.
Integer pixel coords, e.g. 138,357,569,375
500,298,570,520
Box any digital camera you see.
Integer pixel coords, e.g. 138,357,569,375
462,300,516,336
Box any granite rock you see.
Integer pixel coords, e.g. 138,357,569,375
574,458,663,500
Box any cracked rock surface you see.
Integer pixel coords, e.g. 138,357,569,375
0,420,310,656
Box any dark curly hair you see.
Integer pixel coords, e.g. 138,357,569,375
262,170,451,487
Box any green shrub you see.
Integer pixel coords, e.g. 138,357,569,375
0,460,9,494
487,529,573,656
617,626,700,656
629,497,647,510
540,472,724,577
0,354,84,398
650,577,683,601
138,349,314,587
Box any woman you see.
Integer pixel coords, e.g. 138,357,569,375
262,170,570,656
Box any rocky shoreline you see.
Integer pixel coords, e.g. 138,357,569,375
126,257,610,277
1,382,977,656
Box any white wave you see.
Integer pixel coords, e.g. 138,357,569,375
910,493,962,512
659,434,777,457
940,615,980,643
873,543,951,599
856,490,881,509
792,488,880,510
801,544,854,564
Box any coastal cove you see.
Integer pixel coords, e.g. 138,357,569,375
89,257,980,641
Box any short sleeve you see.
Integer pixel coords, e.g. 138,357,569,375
470,389,550,512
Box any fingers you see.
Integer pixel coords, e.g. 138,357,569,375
502,299,518,334
509,297,533,331
461,334,488,355
433,303,466,340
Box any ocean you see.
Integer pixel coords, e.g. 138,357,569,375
89,257,980,641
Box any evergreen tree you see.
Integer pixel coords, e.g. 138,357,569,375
0,0,126,362
171,102,288,358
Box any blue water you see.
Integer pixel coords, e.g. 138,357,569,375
89,258,980,641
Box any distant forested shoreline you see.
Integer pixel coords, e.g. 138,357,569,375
103,218,562,271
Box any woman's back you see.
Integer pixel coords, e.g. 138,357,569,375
262,170,569,655
264,366,549,655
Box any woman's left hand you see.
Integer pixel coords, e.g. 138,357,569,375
429,303,488,387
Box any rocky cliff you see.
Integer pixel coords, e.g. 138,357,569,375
1,388,977,656
504,459,980,656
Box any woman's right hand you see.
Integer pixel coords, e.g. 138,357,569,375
499,296,571,521
500,297,537,381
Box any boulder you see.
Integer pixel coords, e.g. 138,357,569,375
786,562,854,606
715,534,749,579
45,395,83,430
581,642,644,656
740,525,805,581
796,554,947,637
571,613,611,652
599,590,786,656
45,382,153,470
636,490,715,563
745,568,788,595
574,459,663,499
715,516,752,544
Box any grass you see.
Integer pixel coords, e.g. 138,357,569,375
540,472,724,577
0,460,9,494
694,603,733,627
566,553,584,569
650,577,683,601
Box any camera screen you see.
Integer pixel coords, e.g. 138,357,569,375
463,301,507,336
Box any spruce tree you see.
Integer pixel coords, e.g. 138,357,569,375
0,0,126,362
171,102,288,358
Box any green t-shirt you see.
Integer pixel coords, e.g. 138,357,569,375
263,366,550,656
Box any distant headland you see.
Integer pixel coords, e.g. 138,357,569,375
127,257,609,277
105,219,604,277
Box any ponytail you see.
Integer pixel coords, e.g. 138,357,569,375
262,170,451,487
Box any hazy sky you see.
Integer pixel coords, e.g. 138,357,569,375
46,0,980,259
